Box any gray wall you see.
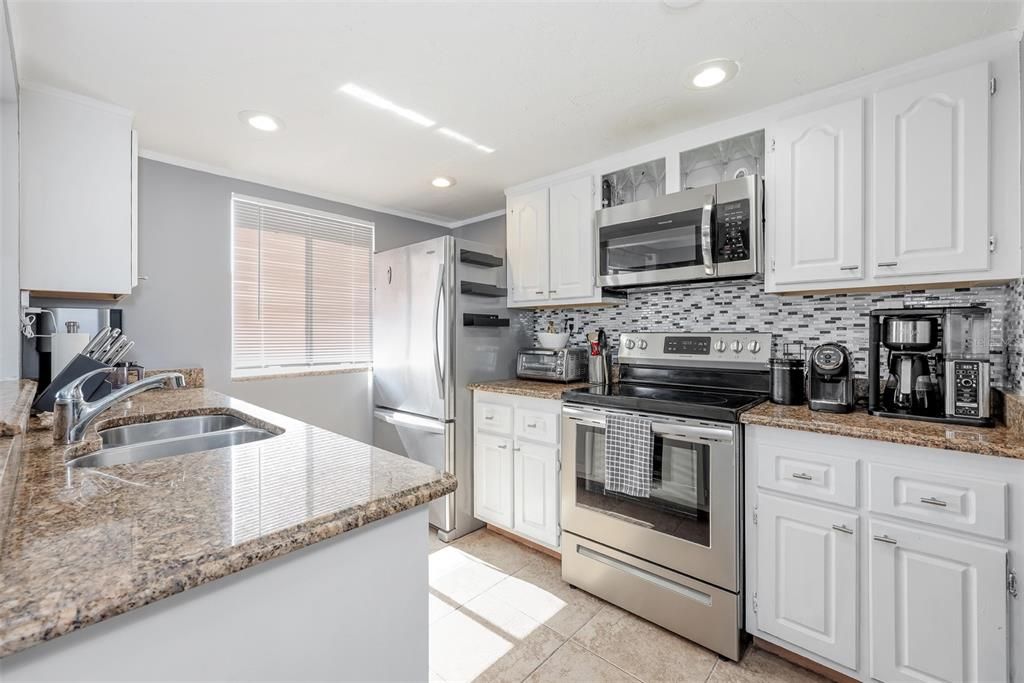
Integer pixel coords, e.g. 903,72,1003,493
119,159,449,441
452,214,505,247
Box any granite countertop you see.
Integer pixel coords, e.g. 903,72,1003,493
741,400,1024,460
0,388,456,658
0,380,36,436
468,378,594,401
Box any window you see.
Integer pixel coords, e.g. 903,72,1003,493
231,194,374,378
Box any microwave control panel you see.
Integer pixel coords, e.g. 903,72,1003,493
716,199,750,262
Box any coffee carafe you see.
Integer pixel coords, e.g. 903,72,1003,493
879,316,941,415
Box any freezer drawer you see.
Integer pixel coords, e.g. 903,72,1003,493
373,408,454,531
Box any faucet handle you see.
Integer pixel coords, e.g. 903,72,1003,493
55,367,117,403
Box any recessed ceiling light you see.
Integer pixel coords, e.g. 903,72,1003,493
239,110,282,132
338,82,436,128
687,58,740,89
437,127,496,154
432,177,455,188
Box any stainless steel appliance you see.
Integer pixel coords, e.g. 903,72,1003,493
373,236,528,541
596,175,762,288
807,343,855,413
868,306,993,426
516,347,587,382
561,331,771,660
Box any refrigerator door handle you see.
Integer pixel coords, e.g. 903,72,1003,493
432,263,445,399
373,408,447,434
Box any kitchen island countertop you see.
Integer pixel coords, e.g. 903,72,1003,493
0,387,455,659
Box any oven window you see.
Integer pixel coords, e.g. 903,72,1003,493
599,214,703,276
573,424,711,546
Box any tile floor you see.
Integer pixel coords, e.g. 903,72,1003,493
429,528,827,683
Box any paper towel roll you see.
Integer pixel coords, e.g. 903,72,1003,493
51,332,90,375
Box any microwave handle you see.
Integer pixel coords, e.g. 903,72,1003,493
700,194,715,276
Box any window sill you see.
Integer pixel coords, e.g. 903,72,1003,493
231,366,371,382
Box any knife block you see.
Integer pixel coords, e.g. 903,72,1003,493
32,354,112,413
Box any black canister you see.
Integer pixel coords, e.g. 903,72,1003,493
769,343,806,405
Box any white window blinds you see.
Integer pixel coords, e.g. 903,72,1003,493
231,194,374,377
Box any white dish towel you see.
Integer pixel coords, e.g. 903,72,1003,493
604,414,653,498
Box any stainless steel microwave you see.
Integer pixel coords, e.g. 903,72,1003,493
596,175,762,288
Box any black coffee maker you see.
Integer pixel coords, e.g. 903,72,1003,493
807,343,855,413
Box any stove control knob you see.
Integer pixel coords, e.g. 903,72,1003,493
731,340,743,354
638,339,648,350
713,339,727,353
747,340,761,354
624,339,636,350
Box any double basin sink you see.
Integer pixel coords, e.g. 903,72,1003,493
67,414,278,469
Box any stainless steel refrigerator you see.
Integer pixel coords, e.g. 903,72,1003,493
372,235,526,542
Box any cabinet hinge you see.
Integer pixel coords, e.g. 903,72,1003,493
752,592,758,613
556,456,562,472
989,235,997,252
769,137,776,153
752,505,758,525
990,77,997,96
556,524,562,544
769,258,775,272
1009,570,1018,598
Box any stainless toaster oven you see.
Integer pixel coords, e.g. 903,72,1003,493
517,348,588,382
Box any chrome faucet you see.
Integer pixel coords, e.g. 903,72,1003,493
53,368,186,444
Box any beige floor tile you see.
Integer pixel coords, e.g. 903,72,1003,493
571,604,719,683
429,590,459,625
525,641,639,683
429,528,449,554
431,556,509,606
487,554,605,637
707,646,828,683
453,529,547,574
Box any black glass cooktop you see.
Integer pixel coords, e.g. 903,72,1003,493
562,382,766,422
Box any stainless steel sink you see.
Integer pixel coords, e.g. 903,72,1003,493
66,413,278,469
100,414,251,447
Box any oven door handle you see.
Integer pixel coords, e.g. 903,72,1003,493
700,193,715,277
653,422,733,444
566,415,606,428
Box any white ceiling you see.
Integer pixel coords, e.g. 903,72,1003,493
9,1,1023,226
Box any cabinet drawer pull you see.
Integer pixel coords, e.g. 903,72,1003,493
548,290,558,294
791,472,813,481
535,290,545,295
526,422,538,428
832,524,854,535
877,261,898,267
839,264,859,271
920,496,947,507
484,415,494,421
497,443,508,450
873,534,897,545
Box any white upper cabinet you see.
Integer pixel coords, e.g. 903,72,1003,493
869,520,1008,683
20,85,137,297
548,175,596,302
769,99,865,286
872,62,991,279
506,187,550,305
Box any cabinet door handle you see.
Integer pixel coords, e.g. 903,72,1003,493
920,496,947,507
791,472,813,481
873,534,897,545
497,443,507,450
877,261,898,267
832,524,854,535
839,264,859,271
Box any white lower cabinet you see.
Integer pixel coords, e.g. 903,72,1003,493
746,426,1019,682
473,432,514,528
473,391,561,549
757,494,859,669
869,520,1008,683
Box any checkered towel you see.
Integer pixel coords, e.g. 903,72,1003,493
604,413,653,498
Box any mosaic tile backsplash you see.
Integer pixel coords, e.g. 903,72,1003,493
534,281,1024,389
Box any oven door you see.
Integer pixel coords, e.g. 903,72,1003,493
561,404,740,592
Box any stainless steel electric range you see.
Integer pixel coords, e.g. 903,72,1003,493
560,331,771,661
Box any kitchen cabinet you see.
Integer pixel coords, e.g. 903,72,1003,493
548,176,596,301
756,494,859,669
506,188,550,305
872,62,991,279
869,519,1008,683
769,98,865,286
473,390,561,549
19,85,137,297
473,431,514,529
745,425,1019,682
